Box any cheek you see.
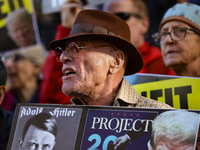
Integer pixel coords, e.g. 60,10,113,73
83,54,109,81
24,27,33,36
160,47,166,59
18,63,36,79
178,42,199,62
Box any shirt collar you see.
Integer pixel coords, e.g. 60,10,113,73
70,78,138,106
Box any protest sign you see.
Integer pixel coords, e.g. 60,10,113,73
7,103,200,150
0,0,40,52
125,73,200,110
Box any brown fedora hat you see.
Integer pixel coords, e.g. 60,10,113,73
49,9,143,75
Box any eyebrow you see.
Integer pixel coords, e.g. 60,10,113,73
161,25,186,32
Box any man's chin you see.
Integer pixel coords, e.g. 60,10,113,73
62,87,74,97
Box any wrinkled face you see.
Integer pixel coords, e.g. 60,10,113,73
8,21,34,47
19,125,55,150
103,0,142,48
4,54,38,89
160,21,200,68
60,39,114,98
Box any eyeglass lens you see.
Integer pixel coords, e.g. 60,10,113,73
153,28,187,45
115,13,131,21
69,42,79,57
54,42,80,61
1,54,24,63
115,12,142,21
54,47,63,62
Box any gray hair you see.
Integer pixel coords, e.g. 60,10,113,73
149,109,199,149
18,44,47,65
6,8,32,29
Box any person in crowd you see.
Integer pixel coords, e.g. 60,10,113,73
148,110,199,150
49,9,173,108
1,44,46,112
5,8,36,49
0,59,14,150
19,113,57,150
143,0,187,46
33,0,62,50
103,0,174,75
152,2,200,77
39,0,84,104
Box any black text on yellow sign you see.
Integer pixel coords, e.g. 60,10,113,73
0,0,32,28
132,78,200,110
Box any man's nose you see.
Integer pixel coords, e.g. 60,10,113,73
163,33,174,44
4,58,14,68
60,51,72,63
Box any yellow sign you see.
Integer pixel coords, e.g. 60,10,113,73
0,0,32,28
132,78,200,110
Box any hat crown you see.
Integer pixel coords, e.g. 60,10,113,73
160,2,200,30
49,9,144,75
72,9,130,41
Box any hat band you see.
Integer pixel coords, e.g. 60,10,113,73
70,23,118,36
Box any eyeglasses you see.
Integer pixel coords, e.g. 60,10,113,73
1,54,24,63
54,42,115,62
152,27,200,45
114,12,142,21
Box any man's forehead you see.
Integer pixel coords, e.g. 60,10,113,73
156,141,194,150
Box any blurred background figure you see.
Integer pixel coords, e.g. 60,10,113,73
5,8,36,48
38,0,85,104
33,0,61,51
103,0,174,75
142,0,187,46
0,58,14,150
1,44,47,112
148,110,199,150
152,2,200,77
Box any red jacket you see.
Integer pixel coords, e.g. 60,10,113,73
138,42,174,75
39,25,72,104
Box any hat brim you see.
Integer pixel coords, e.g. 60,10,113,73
49,33,143,75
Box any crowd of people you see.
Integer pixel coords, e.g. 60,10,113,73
0,0,200,149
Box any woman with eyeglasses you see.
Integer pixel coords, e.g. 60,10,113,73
103,0,174,76
152,2,200,77
1,44,46,112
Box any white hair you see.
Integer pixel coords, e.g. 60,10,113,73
149,109,199,149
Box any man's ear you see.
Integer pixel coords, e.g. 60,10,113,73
33,64,42,77
19,138,23,149
109,50,124,74
140,16,149,35
0,85,6,104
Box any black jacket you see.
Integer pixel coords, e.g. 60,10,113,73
0,106,14,150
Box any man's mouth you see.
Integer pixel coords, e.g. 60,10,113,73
64,69,76,76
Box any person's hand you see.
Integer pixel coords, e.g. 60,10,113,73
60,0,83,28
113,134,130,150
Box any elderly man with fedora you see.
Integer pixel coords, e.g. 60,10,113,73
49,9,173,108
